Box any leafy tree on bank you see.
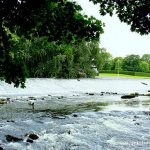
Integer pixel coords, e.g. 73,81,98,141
142,54,150,64
111,57,123,71
1,0,150,87
139,61,149,72
122,54,141,72
90,0,150,35
0,0,103,87
141,54,150,70
13,36,102,79
97,48,112,71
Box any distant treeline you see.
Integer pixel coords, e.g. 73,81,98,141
100,54,150,74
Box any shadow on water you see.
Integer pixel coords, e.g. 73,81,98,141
33,101,109,116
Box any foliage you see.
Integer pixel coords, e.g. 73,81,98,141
122,54,141,71
90,0,150,35
139,61,149,72
72,41,101,77
97,48,112,71
26,37,74,78
0,0,104,87
102,54,150,74
111,57,123,71
1,0,150,87
141,54,150,69
21,37,101,78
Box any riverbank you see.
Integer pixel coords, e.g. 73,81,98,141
99,73,150,79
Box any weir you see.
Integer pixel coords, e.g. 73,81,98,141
0,78,149,96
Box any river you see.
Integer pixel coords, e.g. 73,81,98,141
0,77,150,150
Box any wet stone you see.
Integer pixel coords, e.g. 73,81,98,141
27,138,34,143
28,97,36,100
0,147,4,150
68,130,71,134
5,134,23,142
121,95,136,99
134,122,140,125
0,99,7,104
7,120,15,122
143,111,150,115
73,114,78,117
88,93,95,96
134,115,139,118
28,133,39,140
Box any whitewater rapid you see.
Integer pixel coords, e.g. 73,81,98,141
0,78,150,150
0,77,149,96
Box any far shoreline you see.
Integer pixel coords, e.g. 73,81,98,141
99,73,150,79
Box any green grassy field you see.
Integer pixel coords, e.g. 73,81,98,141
99,73,150,79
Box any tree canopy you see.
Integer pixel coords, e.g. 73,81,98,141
90,0,150,35
0,0,103,87
0,0,150,87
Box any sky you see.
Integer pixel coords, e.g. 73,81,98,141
75,0,150,58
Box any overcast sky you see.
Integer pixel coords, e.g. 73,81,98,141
75,0,150,58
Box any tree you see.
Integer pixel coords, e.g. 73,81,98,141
1,0,150,87
90,0,150,35
98,48,112,71
0,0,104,87
139,61,149,72
122,54,141,71
97,48,112,71
141,54,150,70
71,40,102,77
141,54,150,64
111,57,123,71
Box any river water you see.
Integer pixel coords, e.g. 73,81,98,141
0,77,150,150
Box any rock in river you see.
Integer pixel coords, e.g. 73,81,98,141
0,147,4,150
121,95,136,99
0,99,7,104
26,138,34,143
5,134,23,142
28,133,39,140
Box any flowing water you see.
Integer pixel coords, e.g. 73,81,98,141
0,77,150,150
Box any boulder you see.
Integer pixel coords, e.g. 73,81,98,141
5,134,23,142
26,138,33,143
0,99,7,104
0,147,4,150
73,114,78,117
88,93,95,96
121,95,136,99
28,97,36,100
28,133,39,140
141,82,148,85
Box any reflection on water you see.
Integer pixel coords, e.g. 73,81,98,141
33,101,109,116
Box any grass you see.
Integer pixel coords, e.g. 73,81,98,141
99,73,150,79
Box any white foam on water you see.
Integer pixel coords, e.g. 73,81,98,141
103,119,132,133
0,78,149,96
